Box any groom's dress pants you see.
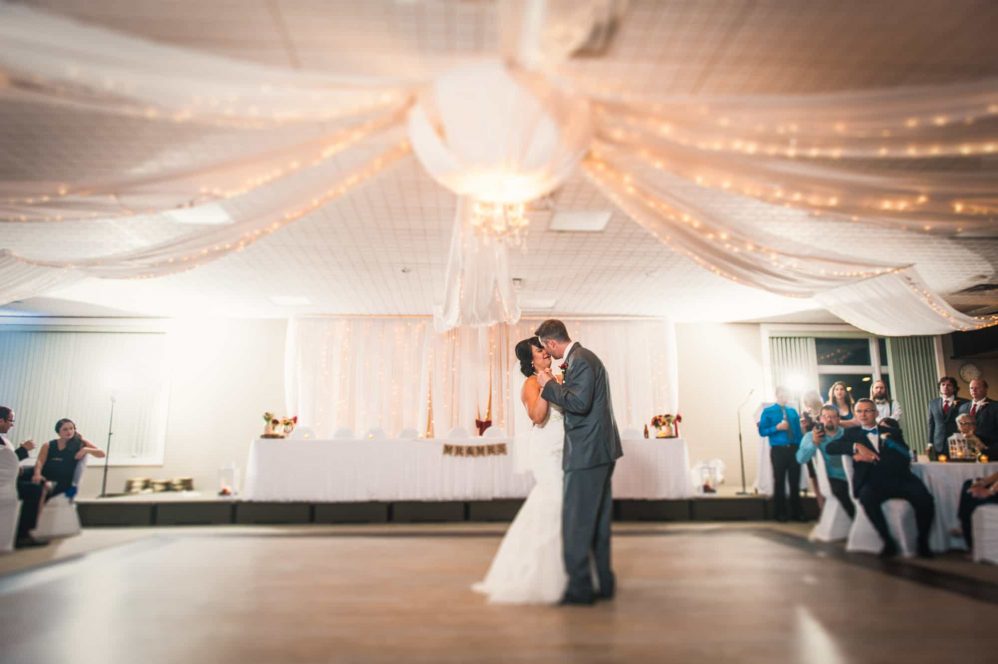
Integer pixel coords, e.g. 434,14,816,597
563,462,615,601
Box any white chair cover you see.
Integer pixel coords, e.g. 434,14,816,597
842,457,918,557
0,500,20,553
32,455,87,540
288,426,316,441
972,505,998,564
808,452,851,543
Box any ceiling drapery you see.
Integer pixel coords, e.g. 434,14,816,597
0,2,995,334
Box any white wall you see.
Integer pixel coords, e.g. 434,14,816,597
65,318,769,498
78,318,287,498
676,323,767,491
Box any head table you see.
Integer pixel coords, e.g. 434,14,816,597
243,435,692,502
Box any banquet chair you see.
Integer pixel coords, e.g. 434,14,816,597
483,427,506,439
842,457,918,556
288,426,316,440
32,455,87,540
365,428,387,440
397,428,419,440
808,452,851,543
0,500,20,553
972,505,998,564
332,427,355,440
446,427,470,439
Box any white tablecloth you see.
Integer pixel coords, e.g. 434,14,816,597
243,436,692,502
912,461,998,552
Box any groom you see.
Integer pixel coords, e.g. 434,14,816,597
535,320,623,605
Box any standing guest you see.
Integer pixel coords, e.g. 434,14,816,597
796,405,854,519
32,418,105,499
799,390,826,509
827,381,859,428
0,406,46,548
758,386,804,522
927,376,968,460
959,379,997,454
870,379,903,427
954,470,998,550
826,398,935,558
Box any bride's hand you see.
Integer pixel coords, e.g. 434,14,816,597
536,368,553,387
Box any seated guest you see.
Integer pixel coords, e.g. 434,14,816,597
949,413,988,458
799,390,826,508
871,379,903,427
796,405,854,518
758,386,804,522
826,398,935,558
0,406,46,548
826,381,859,428
955,470,998,549
959,379,997,456
32,418,105,499
927,376,967,460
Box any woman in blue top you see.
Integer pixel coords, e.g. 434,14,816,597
796,405,854,518
826,381,860,428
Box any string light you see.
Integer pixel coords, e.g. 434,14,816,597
1,105,409,222
468,200,530,246
8,140,411,278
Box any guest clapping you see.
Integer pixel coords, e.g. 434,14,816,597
32,418,105,498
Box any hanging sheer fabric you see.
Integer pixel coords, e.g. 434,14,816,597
0,4,411,126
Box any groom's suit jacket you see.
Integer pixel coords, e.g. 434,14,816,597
541,343,623,472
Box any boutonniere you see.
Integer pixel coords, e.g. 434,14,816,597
560,361,569,372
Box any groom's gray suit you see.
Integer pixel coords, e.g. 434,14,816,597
541,342,623,602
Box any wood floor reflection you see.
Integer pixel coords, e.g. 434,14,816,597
1,524,995,663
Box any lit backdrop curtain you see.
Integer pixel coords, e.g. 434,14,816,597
886,336,939,455
283,316,677,440
768,337,819,400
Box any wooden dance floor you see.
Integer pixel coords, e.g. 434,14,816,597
1,524,995,663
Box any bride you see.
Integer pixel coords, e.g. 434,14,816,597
473,337,567,603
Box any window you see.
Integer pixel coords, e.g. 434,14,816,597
0,329,170,465
816,337,892,403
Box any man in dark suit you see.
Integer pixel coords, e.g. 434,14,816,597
0,406,46,548
757,386,804,522
536,319,623,605
959,378,997,456
827,398,935,558
927,376,968,459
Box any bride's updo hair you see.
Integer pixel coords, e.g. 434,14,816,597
514,337,544,378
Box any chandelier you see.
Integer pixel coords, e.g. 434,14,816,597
469,199,530,246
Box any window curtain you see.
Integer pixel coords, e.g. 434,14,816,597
768,336,818,401
886,336,938,455
0,329,170,465
284,316,677,439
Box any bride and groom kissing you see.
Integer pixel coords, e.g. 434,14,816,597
473,320,623,605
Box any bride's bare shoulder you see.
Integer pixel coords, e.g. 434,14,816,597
521,376,540,401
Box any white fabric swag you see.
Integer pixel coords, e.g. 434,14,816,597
1,3,995,336
283,317,677,441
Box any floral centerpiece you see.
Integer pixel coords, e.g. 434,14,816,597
261,412,297,439
650,413,682,439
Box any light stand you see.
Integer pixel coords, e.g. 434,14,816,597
99,394,116,498
735,388,755,496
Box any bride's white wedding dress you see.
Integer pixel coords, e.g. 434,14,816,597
473,403,567,604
